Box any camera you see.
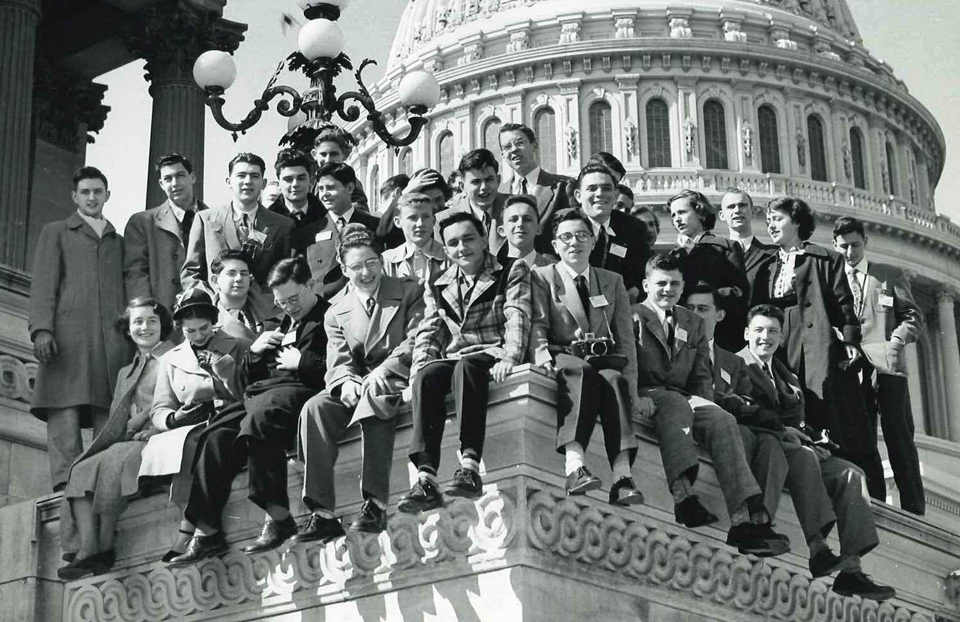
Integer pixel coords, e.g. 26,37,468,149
571,332,614,358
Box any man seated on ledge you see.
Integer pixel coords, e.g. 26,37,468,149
529,209,642,505
738,304,895,601
634,253,789,557
398,211,532,513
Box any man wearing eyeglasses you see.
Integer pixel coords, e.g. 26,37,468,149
171,257,328,564
529,209,643,505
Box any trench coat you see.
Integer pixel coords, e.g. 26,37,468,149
28,213,131,419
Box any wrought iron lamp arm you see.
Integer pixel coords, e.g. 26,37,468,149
203,85,304,141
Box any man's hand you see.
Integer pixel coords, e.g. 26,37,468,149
340,380,362,408
405,169,445,195
539,361,555,375
839,344,861,369
250,330,284,355
491,360,515,383
33,330,58,365
635,396,656,418
275,346,302,371
364,366,393,396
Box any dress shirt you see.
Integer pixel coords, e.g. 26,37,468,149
231,203,259,226
355,285,380,315
642,298,671,336
845,257,868,315
734,235,755,252
588,216,617,240
676,230,706,250
333,206,355,231
512,166,540,196
509,248,539,267
557,260,590,286
470,205,493,233
708,338,716,365
77,210,108,237
169,202,185,222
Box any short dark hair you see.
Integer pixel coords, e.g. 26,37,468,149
116,297,174,342
633,205,660,232
410,167,452,200
274,148,314,177
313,126,356,153
228,152,266,175
576,162,617,189
617,184,634,199
683,280,722,310
458,148,499,176
587,152,626,180
767,197,816,241
721,186,753,207
73,166,108,190
498,123,537,146
667,189,717,231
315,162,358,187
551,208,594,237
439,210,485,242
156,153,194,176
645,252,683,276
210,249,251,276
176,305,218,325
503,194,539,217
267,256,312,288
379,174,410,197
747,303,785,329
832,216,866,239
338,223,381,262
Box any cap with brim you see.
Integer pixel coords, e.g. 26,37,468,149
173,287,219,320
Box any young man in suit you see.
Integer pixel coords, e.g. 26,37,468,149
210,249,262,341
635,253,788,556
529,209,642,504
438,149,509,255
497,195,555,268
576,163,651,303
181,153,294,317
125,153,208,313
377,168,451,250
170,257,329,564
738,304,896,601
833,216,925,514
632,206,661,249
310,125,369,211
398,212,532,513
381,193,449,284
717,187,777,302
615,184,634,213
498,123,572,253
266,149,324,244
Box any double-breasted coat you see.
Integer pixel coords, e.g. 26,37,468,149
29,213,132,418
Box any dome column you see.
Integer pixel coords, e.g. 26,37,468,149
616,75,641,172
734,87,758,173
558,81,582,175
676,78,701,169
936,288,960,442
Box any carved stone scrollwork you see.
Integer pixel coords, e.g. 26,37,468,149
683,117,696,156
32,59,110,148
0,355,36,404
842,138,852,180
741,121,753,159
559,22,581,44
565,125,579,161
797,130,807,168
669,18,692,39
814,40,842,61
880,158,890,194
506,31,529,53
624,119,637,155
458,42,483,66
615,17,635,39
723,20,747,43
772,28,798,51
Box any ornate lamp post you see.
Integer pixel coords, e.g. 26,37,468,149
191,0,440,147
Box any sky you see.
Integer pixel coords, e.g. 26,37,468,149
87,0,959,232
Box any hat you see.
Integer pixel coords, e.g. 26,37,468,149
173,287,218,320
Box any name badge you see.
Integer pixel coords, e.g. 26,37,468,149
720,369,732,385
281,331,297,347
589,295,609,308
879,294,894,308
248,229,267,244
675,326,688,343
316,230,334,242
609,243,627,258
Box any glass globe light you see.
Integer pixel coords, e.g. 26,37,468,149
193,51,237,90
298,18,345,60
398,70,441,109
297,0,351,9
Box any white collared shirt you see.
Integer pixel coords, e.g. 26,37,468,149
232,203,259,226
642,297,671,334
557,260,590,286
169,202,185,222
847,257,868,278
354,284,380,310
332,207,355,230
77,210,108,238
512,166,541,195
708,338,716,364
677,230,705,249
588,216,616,239
509,248,539,267
737,235,755,252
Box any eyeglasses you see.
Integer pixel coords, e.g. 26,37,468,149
274,286,306,308
221,269,251,279
344,258,382,273
500,139,529,151
556,231,594,244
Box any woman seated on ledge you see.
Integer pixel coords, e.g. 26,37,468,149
143,288,251,562
58,297,175,580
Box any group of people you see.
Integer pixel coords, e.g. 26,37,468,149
30,122,921,603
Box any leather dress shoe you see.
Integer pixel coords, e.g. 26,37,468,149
809,549,843,578
289,513,345,544
674,496,718,528
57,549,115,581
398,479,444,513
242,515,298,554
726,522,790,557
167,532,228,566
445,468,483,499
565,467,602,496
832,570,896,602
609,477,644,506
349,500,388,534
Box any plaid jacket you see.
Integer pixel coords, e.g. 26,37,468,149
412,253,532,372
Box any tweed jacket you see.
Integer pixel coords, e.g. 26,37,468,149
246,294,329,391
412,254,532,372
586,209,652,297
123,200,209,311
499,167,573,254
150,330,249,431
634,300,713,400
737,347,808,431
381,239,450,284
296,206,381,300
854,261,924,376
528,264,639,401
437,193,510,255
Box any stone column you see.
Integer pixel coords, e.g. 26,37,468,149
0,0,42,269
903,342,926,435
936,288,960,442
128,2,246,208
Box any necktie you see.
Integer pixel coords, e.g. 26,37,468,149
238,213,250,244
412,249,428,281
460,274,473,313
596,226,609,267
847,268,863,315
236,309,251,331
292,211,305,225
665,311,675,351
365,295,376,317
337,216,346,230
481,211,491,236
180,209,195,245
574,274,590,316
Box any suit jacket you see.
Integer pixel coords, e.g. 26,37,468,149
499,167,573,254
711,344,755,418
267,193,326,257
436,193,509,255
124,200,210,311
298,207,381,301
150,330,250,430
496,245,556,269
216,300,264,342
737,347,807,431
742,238,778,302
246,294,328,391
635,301,713,400
413,253,532,371
587,210,652,297
375,200,409,251
529,264,638,400
381,239,450,284
856,261,923,376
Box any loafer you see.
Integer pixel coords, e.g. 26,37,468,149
726,522,790,558
349,500,388,534
565,467,602,496
832,570,896,602
674,496,719,528
242,515,299,554
445,468,483,499
57,549,115,581
608,477,644,506
809,549,844,578
289,513,345,544
167,532,228,566
398,479,444,514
